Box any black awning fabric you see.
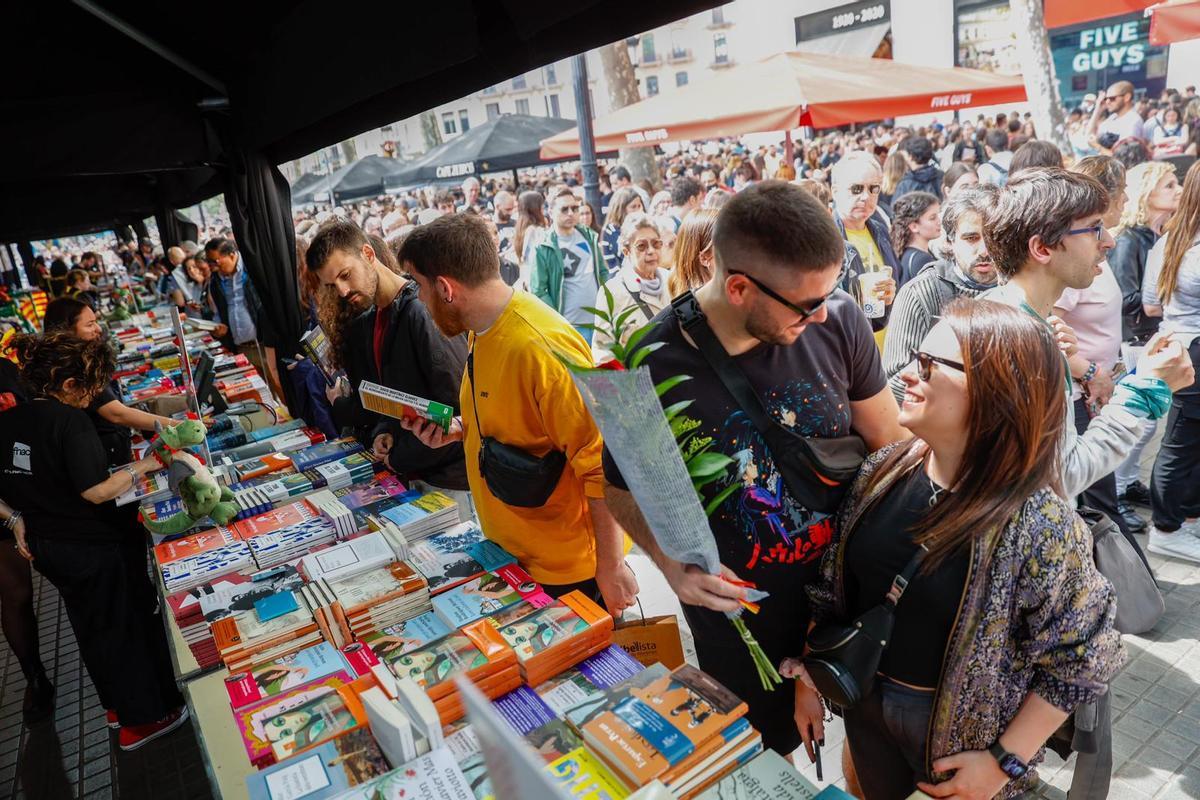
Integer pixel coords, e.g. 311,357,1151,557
385,114,576,188
291,156,406,205
0,0,716,240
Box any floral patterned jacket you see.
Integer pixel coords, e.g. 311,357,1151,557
808,446,1125,798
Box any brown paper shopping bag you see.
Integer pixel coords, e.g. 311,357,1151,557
611,609,685,670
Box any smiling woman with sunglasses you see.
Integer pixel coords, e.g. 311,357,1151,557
805,299,1124,800
591,213,671,365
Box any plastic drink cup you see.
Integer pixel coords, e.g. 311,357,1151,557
858,269,889,319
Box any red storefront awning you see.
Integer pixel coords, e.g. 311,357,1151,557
1149,0,1200,44
1044,0,1156,28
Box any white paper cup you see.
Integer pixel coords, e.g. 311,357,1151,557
858,270,888,319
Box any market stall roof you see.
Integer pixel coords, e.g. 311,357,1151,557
539,51,1027,159
288,171,326,198
1150,0,1200,44
291,156,404,205
0,0,719,241
384,114,576,190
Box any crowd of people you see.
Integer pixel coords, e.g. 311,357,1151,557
4,77,1200,800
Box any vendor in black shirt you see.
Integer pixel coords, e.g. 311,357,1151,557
43,298,178,466
0,333,186,749
604,182,906,757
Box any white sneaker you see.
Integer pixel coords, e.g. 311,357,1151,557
1148,526,1200,564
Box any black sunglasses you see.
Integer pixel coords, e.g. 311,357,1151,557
910,349,965,382
727,269,840,320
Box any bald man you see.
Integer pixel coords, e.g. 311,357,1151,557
1089,80,1145,147
493,190,516,257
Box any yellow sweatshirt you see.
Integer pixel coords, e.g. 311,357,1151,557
462,291,605,585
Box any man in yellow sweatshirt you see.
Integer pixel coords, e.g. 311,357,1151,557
396,214,639,615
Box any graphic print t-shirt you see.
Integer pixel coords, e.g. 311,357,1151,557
603,292,885,629
556,228,598,325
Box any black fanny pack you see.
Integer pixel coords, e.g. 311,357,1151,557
671,292,866,513
467,348,566,508
802,546,925,708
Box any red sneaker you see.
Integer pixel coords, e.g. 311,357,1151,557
117,706,189,751
106,710,120,730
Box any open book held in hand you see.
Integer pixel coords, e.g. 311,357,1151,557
358,381,454,433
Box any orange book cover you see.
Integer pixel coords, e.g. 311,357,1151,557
153,526,237,566
232,500,319,541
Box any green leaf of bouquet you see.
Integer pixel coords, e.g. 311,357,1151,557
687,451,731,480
654,373,691,397
581,306,611,323
662,399,694,422
704,482,741,516
629,341,666,369
622,323,658,361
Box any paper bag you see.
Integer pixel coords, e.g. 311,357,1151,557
611,613,685,670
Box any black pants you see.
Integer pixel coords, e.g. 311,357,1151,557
30,535,182,726
1150,396,1200,531
1073,397,1149,569
844,680,935,800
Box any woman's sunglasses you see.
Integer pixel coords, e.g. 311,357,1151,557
910,349,965,382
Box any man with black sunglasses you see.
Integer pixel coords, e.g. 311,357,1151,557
532,188,609,343
604,181,907,761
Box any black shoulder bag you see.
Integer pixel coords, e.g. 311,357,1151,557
803,546,926,709
671,292,866,513
467,347,566,508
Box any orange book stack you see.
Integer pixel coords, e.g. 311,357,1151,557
382,619,521,726
210,591,322,673
490,591,614,686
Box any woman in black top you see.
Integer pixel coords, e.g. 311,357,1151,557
890,192,941,285
43,298,177,466
0,333,186,749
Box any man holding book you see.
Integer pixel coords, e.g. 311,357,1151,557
395,214,640,618
305,221,471,514
604,182,906,757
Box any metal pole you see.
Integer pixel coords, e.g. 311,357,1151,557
571,54,601,217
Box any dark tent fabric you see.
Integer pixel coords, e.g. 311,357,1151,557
289,171,326,198
385,114,576,188
291,156,404,205
1,0,716,240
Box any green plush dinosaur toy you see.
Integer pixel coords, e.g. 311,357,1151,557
139,419,239,536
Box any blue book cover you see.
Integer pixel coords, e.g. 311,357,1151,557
290,440,363,472
611,695,693,765
247,419,305,442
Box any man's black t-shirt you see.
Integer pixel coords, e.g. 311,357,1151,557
604,291,885,634
0,398,130,542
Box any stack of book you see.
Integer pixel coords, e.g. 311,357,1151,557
224,642,354,711
302,581,354,649
379,491,461,543
211,590,322,672
235,673,372,769
165,586,221,669
289,438,365,472
406,523,515,595
383,619,520,726
695,749,821,800
358,611,450,664
155,526,253,594
431,563,552,628
307,489,357,540
300,531,396,583
307,452,376,491
332,474,408,511
245,419,306,442
566,664,763,797
324,747,475,800
231,452,292,481
491,591,614,687
234,501,339,569
359,674,444,767
326,560,432,641
245,725,391,800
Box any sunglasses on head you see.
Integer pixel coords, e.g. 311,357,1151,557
910,349,965,382
727,269,840,320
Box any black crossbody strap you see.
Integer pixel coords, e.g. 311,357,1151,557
629,290,655,322
466,344,483,437
670,291,774,437
884,545,928,607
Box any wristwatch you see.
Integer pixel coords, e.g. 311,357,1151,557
988,741,1029,779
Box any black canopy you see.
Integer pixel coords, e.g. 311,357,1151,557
385,114,576,189
292,156,404,205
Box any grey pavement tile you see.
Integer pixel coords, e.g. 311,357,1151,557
1166,713,1200,744
1149,730,1199,761
1108,778,1156,800
1114,730,1143,759
1145,684,1194,712
1118,709,1171,740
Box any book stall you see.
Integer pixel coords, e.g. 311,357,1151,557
109,312,841,800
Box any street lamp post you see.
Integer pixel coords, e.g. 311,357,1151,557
571,53,602,218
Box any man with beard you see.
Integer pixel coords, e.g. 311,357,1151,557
305,220,471,512
978,166,1195,800
881,186,998,402
395,214,639,616
492,190,517,259
604,181,906,758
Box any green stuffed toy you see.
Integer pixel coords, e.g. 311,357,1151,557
139,419,239,536
105,286,137,322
